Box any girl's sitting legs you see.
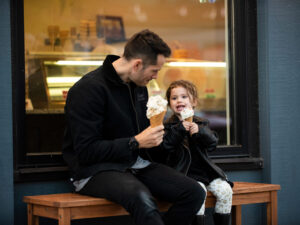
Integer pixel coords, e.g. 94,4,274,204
207,178,232,225
207,178,233,214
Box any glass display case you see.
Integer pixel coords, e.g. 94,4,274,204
25,51,228,148
26,51,227,113
26,52,105,110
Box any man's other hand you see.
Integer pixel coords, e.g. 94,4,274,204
135,125,164,148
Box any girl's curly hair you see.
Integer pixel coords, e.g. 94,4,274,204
166,80,198,106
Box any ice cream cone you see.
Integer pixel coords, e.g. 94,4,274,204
150,110,167,127
185,116,193,122
180,108,194,122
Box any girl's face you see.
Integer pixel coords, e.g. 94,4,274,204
169,86,196,115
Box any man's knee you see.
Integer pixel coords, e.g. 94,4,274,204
123,189,163,225
127,189,158,213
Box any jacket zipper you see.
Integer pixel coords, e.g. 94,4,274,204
127,84,140,133
127,84,155,162
183,144,192,175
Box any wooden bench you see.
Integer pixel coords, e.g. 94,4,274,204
23,182,280,225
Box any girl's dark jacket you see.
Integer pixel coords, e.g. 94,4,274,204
161,114,233,187
63,55,158,181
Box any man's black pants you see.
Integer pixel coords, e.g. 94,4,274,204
78,163,205,225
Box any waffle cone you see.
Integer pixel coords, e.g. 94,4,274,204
185,116,193,122
150,110,167,127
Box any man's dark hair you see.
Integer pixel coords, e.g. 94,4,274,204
123,29,171,67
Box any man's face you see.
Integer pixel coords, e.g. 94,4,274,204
130,54,166,86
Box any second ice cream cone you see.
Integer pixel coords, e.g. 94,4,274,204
181,108,194,122
150,110,167,127
185,116,193,122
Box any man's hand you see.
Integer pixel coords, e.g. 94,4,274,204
135,125,164,148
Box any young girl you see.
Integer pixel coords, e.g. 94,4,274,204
162,80,233,225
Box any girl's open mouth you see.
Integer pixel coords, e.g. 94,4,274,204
176,105,185,111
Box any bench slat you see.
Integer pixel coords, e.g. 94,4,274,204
23,182,281,225
24,193,109,208
231,182,280,194
23,182,280,208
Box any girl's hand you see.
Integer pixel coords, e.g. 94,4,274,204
182,121,191,131
189,122,199,136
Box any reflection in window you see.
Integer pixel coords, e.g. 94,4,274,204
24,0,232,149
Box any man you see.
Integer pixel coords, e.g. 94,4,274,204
63,29,205,225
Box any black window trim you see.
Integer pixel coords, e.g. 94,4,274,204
211,0,261,170
12,0,262,183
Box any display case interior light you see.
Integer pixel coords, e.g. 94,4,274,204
47,77,81,84
44,60,226,68
44,60,104,66
165,61,226,68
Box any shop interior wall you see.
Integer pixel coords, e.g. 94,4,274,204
24,0,225,53
257,0,300,225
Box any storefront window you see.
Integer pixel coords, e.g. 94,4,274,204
14,0,260,178
24,0,232,151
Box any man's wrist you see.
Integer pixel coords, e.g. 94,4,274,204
129,136,139,151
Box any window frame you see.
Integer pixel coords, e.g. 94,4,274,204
210,0,261,170
12,0,262,182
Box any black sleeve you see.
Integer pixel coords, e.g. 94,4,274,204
161,122,187,152
149,122,186,164
191,120,219,152
65,79,137,165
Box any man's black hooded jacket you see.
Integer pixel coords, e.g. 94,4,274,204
63,55,153,181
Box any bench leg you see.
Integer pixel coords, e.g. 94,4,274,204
232,205,242,225
27,204,39,225
58,208,71,225
267,191,278,225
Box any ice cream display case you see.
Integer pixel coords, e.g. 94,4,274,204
26,52,105,110
26,52,227,113
25,52,228,155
